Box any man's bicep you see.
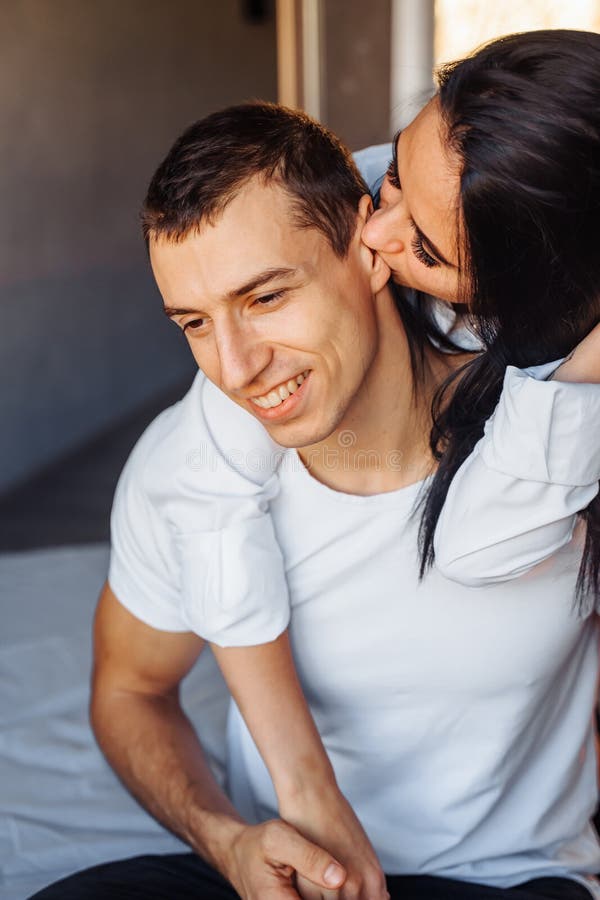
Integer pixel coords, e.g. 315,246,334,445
93,580,205,696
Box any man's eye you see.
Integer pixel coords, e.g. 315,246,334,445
385,159,401,191
254,290,285,306
182,318,205,333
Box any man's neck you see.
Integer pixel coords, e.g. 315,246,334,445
297,286,444,496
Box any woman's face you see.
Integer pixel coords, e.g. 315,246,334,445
361,98,464,304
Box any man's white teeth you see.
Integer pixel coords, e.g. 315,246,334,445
251,371,309,409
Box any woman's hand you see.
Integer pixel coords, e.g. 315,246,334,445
552,320,600,383
279,781,389,900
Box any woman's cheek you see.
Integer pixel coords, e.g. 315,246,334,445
415,264,459,305
406,256,436,295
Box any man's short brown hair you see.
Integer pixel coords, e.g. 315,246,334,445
142,102,367,258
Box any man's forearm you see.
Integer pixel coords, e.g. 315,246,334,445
90,685,244,876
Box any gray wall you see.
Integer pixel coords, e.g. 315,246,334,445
322,0,391,150
0,0,277,494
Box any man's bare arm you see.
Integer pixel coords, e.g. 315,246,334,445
90,582,346,899
91,582,244,868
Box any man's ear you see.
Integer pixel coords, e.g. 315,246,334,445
357,194,390,293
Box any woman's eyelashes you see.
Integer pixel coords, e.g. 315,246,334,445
411,232,439,269
381,160,440,270
385,158,401,191
382,142,441,271
181,291,286,334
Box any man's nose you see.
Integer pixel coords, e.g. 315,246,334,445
362,205,405,254
215,320,269,394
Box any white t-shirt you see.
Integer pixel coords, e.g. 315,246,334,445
109,370,600,893
227,446,600,892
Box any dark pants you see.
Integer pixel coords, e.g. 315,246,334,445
29,853,594,899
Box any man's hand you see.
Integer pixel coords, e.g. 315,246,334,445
279,783,389,900
225,819,347,900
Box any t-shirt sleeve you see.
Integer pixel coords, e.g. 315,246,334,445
108,445,189,632
174,496,290,648
109,382,291,647
434,361,600,586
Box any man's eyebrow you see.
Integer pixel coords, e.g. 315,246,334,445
228,266,298,298
163,267,298,317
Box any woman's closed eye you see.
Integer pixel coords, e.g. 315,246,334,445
386,158,401,191
411,231,439,269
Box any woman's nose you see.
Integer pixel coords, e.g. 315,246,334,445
362,206,405,254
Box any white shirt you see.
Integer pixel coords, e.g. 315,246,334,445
109,369,600,892
109,372,290,646
435,360,600,586
227,446,600,891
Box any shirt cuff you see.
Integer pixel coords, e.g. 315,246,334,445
480,362,600,486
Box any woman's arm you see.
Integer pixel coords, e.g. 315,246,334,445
92,583,351,900
551,320,600,384
434,324,600,585
212,632,389,900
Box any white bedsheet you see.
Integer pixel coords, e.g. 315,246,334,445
0,543,230,900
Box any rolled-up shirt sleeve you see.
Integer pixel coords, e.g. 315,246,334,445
434,361,600,586
175,500,289,647
109,374,290,646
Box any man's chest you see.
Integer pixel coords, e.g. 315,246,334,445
270,462,587,711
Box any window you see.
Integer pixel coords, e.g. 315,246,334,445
435,0,600,65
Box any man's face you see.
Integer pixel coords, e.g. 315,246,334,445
150,178,386,449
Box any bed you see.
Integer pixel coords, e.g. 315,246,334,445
0,543,229,900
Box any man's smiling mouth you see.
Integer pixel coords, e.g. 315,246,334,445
250,370,310,409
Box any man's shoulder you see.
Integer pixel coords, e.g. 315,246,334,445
353,143,392,195
121,371,283,510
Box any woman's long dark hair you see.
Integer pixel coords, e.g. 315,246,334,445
418,30,600,611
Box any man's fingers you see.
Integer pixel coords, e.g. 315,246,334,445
263,821,346,890
295,873,327,900
296,872,340,900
